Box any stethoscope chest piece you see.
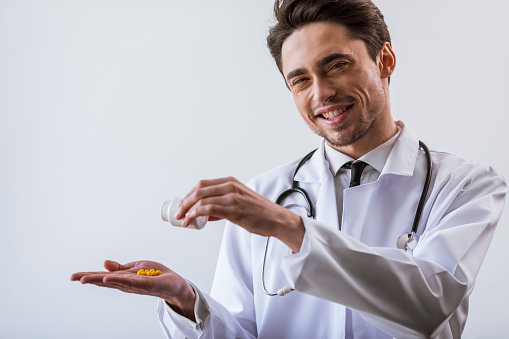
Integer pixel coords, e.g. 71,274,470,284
397,232,418,252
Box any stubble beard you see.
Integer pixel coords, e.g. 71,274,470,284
318,112,377,147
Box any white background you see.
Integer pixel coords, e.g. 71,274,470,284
1,0,508,338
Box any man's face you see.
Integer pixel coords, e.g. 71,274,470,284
281,22,391,151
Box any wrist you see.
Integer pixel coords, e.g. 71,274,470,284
274,209,305,253
165,282,196,322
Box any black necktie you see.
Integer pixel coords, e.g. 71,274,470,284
343,161,367,187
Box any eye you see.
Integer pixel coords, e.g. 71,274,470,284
291,77,308,88
329,62,347,71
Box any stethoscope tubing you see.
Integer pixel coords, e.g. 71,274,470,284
262,141,432,296
412,141,432,235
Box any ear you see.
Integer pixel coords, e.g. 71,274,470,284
378,42,396,79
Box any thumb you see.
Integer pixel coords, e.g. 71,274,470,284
104,260,136,272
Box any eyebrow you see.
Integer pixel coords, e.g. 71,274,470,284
285,53,353,83
286,69,307,83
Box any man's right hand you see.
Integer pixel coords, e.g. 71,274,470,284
70,260,196,321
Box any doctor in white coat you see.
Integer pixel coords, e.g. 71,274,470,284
71,0,507,338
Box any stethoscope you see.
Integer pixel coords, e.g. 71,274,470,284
262,141,432,296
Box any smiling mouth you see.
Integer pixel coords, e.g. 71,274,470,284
320,104,354,120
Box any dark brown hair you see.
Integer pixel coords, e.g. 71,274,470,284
267,0,391,77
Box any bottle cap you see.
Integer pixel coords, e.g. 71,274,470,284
161,198,207,229
161,198,181,225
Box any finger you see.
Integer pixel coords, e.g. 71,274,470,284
103,274,153,292
104,260,136,272
71,272,85,281
183,177,235,198
71,271,107,281
178,180,226,217
96,280,164,298
182,195,232,224
78,269,134,284
184,195,227,220
105,273,192,300
79,273,111,284
181,177,239,205
80,279,139,295
179,178,240,219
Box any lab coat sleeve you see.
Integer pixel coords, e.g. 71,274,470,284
157,282,209,339
157,223,257,339
280,162,507,338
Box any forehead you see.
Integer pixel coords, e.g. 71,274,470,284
281,22,368,75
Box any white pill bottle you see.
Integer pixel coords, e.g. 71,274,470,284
161,198,208,229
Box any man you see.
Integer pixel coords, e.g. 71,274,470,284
71,0,507,338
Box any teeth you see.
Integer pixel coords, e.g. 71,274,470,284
323,110,340,119
322,105,351,119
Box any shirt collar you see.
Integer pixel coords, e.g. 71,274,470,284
294,121,418,184
323,125,401,175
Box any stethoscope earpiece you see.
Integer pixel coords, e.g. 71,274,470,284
276,286,293,296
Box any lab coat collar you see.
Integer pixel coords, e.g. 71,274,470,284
381,121,419,177
293,140,330,184
293,121,419,184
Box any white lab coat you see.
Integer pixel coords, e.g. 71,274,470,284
158,122,507,339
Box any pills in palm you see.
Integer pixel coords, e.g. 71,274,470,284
137,269,161,276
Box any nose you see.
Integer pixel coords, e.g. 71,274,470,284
312,77,336,104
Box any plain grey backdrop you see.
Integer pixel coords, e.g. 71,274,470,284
1,0,508,338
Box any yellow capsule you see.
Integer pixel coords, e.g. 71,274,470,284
156,270,162,276
137,269,145,275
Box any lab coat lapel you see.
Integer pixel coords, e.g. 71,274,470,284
342,121,421,244
293,140,328,185
294,141,340,230
315,170,340,229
